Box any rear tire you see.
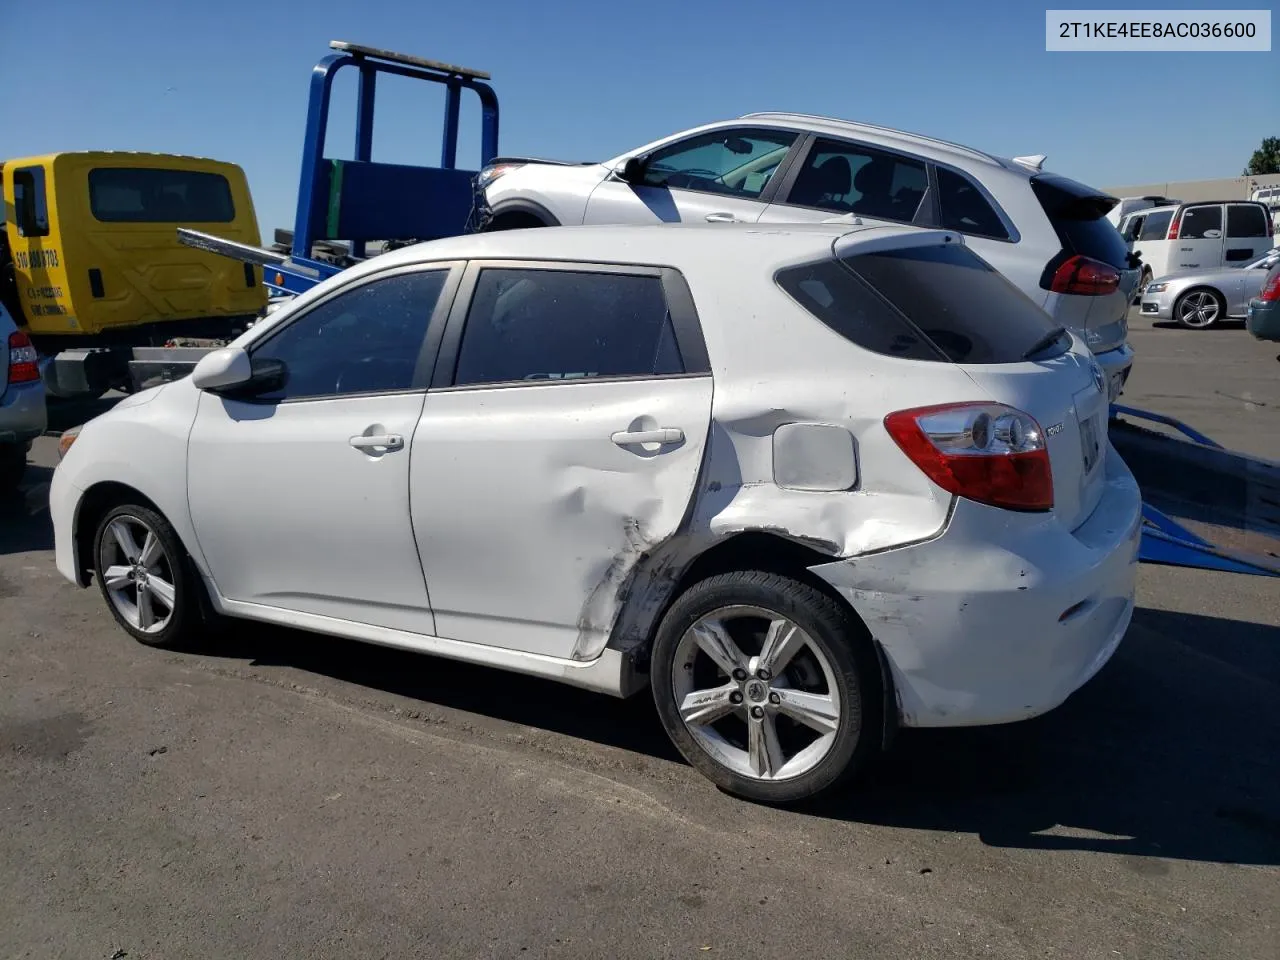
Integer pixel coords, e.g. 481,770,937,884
0,443,25,495
92,504,203,648
650,570,880,804
1174,288,1225,329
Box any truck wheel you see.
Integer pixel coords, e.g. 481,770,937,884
0,444,26,495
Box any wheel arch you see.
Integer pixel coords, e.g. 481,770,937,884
607,530,897,745
483,199,560,230
72,481,168,587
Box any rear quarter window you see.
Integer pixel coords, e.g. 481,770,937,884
1031,173,1129,267
776,243,1067,364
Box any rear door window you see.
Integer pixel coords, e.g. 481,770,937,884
1226,203,1269,238
782,139,927,222
452,268,685,386
1030,174,1129,267
1138,211,1173,241
936,167,1010,240
777,243,1065,364
1179,204,1223,239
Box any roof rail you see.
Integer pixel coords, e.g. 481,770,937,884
329,40,491,80
739,111,999,164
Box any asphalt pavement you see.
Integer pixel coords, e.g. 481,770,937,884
2,310,1277,959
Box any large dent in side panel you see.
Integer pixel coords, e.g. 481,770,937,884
694,412,952,558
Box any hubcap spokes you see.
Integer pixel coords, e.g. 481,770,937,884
1181,293,1218,327
99,517,176,634
673,606,841,781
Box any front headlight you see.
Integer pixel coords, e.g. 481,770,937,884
1145,282,1168,294
57,425,82,460
475,162,525,190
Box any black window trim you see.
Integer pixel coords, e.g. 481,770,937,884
929,159,1020,243
237,260,465,405
430,258,712,392
769,134,937,230
633,125,809,205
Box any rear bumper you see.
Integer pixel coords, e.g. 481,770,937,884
811,447,1142,728
0,380,48,445
1093,342,1134,401
1246,298,1280,341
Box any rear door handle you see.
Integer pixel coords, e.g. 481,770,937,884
705,212,739,223
349,434,404,451
611,427,684,446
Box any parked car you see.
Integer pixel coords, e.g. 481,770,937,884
0,301,47,494
1140,246,1280,328
1246,260,1280,342
474,114,1142,401
1126,200,1274,292
51,223,1141,803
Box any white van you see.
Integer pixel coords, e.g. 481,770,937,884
1105,195,1179,228
1127,200,1274,287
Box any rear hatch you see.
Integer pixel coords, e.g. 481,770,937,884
833,236,1109,530
1031,173,1139,357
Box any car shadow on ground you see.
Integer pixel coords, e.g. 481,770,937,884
1150,320,1248,331
0,465,55,555
195,603,1279,868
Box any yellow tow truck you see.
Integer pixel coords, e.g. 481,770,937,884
1,151,266,398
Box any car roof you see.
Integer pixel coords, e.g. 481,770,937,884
347,222,948,276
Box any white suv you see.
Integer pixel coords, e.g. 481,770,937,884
475,114,1140,400
52,222,1141,803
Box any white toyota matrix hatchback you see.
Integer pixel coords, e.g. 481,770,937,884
51,223,1141,803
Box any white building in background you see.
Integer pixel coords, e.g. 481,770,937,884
1102,172,1280,205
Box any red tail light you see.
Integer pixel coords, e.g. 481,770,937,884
1048,255,1121,296
1166,211,1182,240
1260,271,1280,303
7,332,40,384
884,402,1054,512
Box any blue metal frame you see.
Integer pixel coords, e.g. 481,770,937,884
1110,404,1279,577
274,45,501,297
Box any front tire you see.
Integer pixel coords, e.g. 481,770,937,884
651,571,879,804
1174,288,1225,329
93,504,201,648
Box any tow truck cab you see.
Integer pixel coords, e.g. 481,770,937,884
1,152,265,396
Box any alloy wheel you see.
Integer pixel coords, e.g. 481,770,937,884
1177,291,1221,328
671,605,842,781
97,515,178,635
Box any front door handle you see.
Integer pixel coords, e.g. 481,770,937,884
611,427,684,446
349,434,404,451
705,212,739,223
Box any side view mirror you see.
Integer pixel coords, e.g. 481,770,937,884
612,156,645,184
192,346,287,398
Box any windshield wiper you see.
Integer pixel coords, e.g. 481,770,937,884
1023,326,1067,360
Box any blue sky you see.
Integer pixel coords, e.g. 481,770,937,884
3,0,1275,238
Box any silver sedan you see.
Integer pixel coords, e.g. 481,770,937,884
1140,248,1280,328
